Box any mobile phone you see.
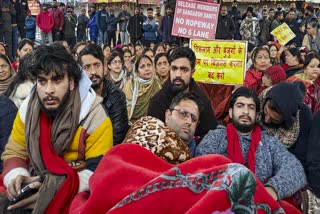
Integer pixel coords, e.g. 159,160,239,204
11,177,43,204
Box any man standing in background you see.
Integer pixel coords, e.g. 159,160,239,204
14,0,28,39
127,6,143,45
96,3,108,46
227,1,241,40
216,6,235,40
118,4,130,45
49,0,64,41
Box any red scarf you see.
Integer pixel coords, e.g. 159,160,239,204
226,123,261,174
39,112,79,213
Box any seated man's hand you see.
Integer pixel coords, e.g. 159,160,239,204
265,186,278,201
7,175,42,210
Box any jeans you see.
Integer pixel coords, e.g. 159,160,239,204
107,31,116,47
40,31,53,44
77,31,87,42
120,31,129,45
12,26,19,60
98,29,108,46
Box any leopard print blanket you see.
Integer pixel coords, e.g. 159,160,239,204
123,116,192,164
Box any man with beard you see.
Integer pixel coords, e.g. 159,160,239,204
270,11,283,32
196,87,307,201
305,6,317,25
216,6,235,40
142,7,158,47
78,43,129,145
1,44,113,212
148,47,217,141
48,0,64,41
227,1,241,40
259,82,312,169
127,6,144,46
36,4,54,44
258,9,270,45
160,5,176,44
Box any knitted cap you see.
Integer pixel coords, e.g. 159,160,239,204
263,65,286,85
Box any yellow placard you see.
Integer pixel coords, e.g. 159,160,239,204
271,23,296,46
191,40,247,85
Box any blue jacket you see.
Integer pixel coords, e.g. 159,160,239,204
96,9,109,31
143,18,158,42
25,16,36,40
0,96,17,173
106,15,118,32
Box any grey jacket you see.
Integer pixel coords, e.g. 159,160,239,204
196,125,307,200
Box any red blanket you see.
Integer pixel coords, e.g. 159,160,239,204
70,144,300,214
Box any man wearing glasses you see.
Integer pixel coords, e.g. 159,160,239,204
148,47,217,141
165,92,201,156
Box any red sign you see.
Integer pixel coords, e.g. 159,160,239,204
172,0,220,39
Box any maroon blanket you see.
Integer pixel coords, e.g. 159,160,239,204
70,144,300,214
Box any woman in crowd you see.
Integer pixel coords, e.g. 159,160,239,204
0,54,16,95
134,44,143,59
103,44,111,74
123,55,161,125
154,52,170,85
107,51,129,89
11,39,34,71
4,53,34,108
245,46,272,95
287,52,320,113
103,44,111,64
268,44,280,65
153,43,165,56
142,48,154,62
281,48,304,78
123,49,134,78
302,19,320,53
0,43,8,56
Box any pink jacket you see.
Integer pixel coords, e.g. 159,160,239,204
36,11,54,33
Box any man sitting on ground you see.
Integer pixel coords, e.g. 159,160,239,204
1,44,113,212
124,92,201,163
78,43,129,145
196,87,307,200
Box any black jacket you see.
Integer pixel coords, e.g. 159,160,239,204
102,80,129,145
127,14,144,39
307,111,320,197
215,15,235,40
0,96,17,173
147,79,217,140
265,82,312,168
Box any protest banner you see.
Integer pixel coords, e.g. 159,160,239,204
271,23,296,46
172,0,219,40
28,0,40,16
191,40,247,85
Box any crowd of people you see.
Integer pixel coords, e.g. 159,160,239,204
0,1,320,213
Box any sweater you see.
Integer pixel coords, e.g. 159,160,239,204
196,125,307,200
